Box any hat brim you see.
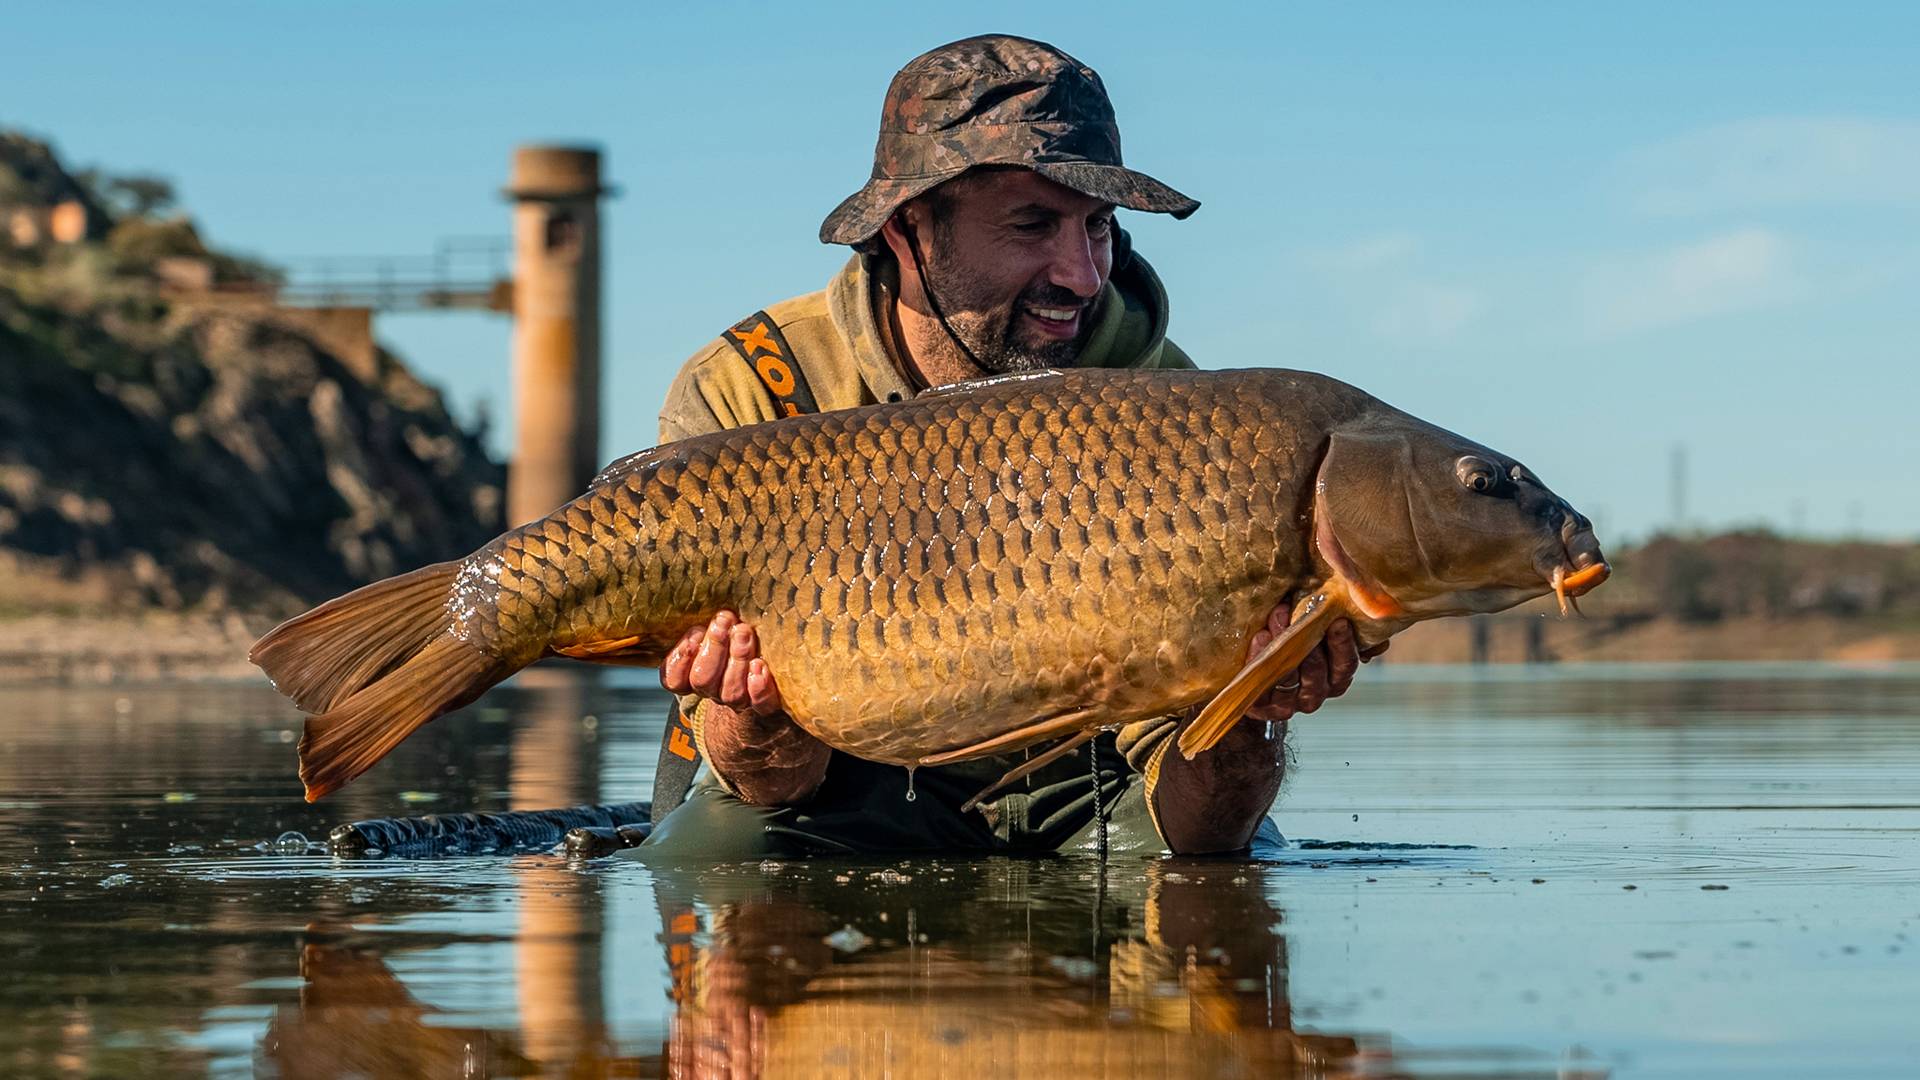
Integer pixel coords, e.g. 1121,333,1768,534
819,162,1199,246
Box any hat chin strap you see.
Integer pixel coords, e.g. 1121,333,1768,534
904,217,993,379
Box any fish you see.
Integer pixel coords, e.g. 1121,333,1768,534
251,368,1608,802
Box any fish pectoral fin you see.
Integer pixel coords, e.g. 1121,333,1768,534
960,728,1101,813
1177,592,1344,760
552,636,645,660
554,635,669,667
918,706,1101,768
564,653,662,668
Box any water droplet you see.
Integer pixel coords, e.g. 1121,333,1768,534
904,766,917,803
272,830,309,854
825,925,873,953
1047,955,1099,980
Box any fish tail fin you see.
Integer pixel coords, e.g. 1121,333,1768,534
1178,592,1343,760
250,560,463,713
298,636,504,802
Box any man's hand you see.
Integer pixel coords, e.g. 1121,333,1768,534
661,611,827,805
1149,596,1386,854
661,610,783,715
1241,600,1385,723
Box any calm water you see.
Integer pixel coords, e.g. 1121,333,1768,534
3,664,1917,1078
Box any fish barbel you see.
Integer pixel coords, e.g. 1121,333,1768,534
253,368,1608,801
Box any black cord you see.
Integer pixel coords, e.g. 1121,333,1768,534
1090,737,1108,864
1090,736,1108,967
903,218,992,376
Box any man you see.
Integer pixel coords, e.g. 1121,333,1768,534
636,35,1374,860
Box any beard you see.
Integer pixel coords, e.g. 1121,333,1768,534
920,263,1095,375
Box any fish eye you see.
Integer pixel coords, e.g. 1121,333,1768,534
1456,456,1501,495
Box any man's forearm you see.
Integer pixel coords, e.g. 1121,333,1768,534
693,698,833,805
1147,711,1286,854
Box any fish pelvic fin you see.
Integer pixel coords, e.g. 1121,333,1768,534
960,728,1101,813
250,560,463,713
297,636,503,802
918,706,1102,767
1177,592,1344,760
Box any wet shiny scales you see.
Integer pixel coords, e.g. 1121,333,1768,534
253,368,1608,799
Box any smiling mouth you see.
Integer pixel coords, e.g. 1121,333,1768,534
1022,304,1082,337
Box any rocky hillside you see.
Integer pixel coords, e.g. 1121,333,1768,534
0,133,502,618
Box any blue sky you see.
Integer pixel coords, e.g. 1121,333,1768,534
6,3,1917,542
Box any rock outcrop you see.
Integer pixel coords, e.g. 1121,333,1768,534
1,133,502,616
0,284,503,614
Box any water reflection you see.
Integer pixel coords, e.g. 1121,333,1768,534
509,670,612,1073
649,859,1374,1078
3,665,1917,1077
257,856,1391,1079
264,926,538,1077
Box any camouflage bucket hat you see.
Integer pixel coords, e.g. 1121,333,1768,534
820,34,1200,246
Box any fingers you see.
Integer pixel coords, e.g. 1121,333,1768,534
1361,639,1391,662
1246,690,1296,724
1244,626,1291,722
746,658,782,715
1293,642,1331,713
687,610,738,696
659,625,705,692
664,611,782,715
1245,600,1297,724
1235,603,1368,724
718,622,755,705
1268,601,1293,637
1246,627,1272,663
1324,619,1360,698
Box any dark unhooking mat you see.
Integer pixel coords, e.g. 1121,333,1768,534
329,801,651,857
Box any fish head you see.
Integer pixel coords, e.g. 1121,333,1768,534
1311,417,1609,625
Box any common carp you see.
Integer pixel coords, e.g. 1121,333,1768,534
253,368,1608,802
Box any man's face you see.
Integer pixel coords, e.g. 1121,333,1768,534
907,169,1116,373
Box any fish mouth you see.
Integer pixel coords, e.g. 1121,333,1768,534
1542,549,1610,616
1562,561,1609,592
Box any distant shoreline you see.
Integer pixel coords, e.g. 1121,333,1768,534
0,611,267,685
1384,605,1920,665
2,607,1913,686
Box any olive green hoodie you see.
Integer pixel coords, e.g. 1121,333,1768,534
658,252,1192,441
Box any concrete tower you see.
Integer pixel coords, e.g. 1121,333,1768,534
506,145,610,526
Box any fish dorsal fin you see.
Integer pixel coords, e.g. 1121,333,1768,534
586,445,664,491
920,369,1065,397
1177,591,1344,760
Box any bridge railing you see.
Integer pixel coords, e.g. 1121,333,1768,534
270,236,512,312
